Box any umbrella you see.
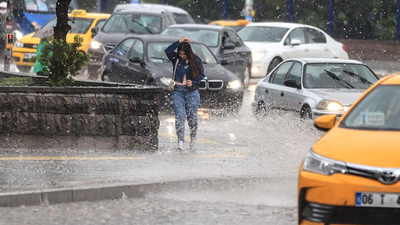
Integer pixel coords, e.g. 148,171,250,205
32,24,79,39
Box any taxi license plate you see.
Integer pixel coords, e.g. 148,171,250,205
24,53,36,59
356,192,400,207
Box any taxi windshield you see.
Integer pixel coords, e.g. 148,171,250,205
43,17,94,34
341,85,400,131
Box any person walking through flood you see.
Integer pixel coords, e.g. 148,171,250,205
165,37,205,151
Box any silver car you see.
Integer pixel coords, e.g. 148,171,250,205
251,58,380,119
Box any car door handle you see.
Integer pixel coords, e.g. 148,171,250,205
281,91,284,97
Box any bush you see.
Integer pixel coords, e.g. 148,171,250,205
37,35,90,86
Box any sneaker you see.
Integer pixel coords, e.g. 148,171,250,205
177,140,184,151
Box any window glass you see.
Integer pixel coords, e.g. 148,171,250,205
24,0,77,12
128,40,144,59
285,28,305,45
342,85,400,130
286,62,302,85
95,19,108,29
103,13,162,34
306,28,326,43
161,28,220,47
304,63,379,89
114,39,135,59
238,26,289,42
43,17,94,34
172,13,195,24
269,61,293,85
148,43,217,64
227,30,242,47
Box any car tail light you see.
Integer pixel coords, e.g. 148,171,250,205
342,45,348,53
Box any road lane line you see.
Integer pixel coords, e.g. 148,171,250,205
0,156,145,161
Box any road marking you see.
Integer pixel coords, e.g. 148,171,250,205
158,132,218,144
0,156,145,161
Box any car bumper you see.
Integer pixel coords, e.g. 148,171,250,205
12,49,36,67
298,170,400,225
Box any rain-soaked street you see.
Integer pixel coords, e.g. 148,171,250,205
0,81,325,224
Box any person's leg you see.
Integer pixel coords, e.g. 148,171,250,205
171,90,186,145
185,90,200,143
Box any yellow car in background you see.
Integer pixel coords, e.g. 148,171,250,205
209,19,249,31
298,74,400,225
12,10,110,73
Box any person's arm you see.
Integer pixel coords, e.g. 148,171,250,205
164,41,180,62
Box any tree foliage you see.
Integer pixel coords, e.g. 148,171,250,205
38,36,90,86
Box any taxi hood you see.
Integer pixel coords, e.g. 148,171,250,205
313,128,400,168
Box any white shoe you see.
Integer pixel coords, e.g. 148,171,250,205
177,141,184,151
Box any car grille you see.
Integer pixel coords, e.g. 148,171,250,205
346,163,400,185
302,201,400,224
199,80,223,90
22,44,38,49
103,44,116,52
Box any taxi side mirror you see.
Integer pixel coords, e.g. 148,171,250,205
314,114,337,131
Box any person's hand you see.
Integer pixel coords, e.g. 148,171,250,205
179,37,190,43
186,80,193,87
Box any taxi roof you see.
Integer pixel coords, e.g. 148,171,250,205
69,10,110,19
380,74,400,85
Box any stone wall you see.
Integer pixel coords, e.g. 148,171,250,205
0,86,161,151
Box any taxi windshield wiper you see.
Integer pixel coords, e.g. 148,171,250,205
324,69,354,88
343,70,373,86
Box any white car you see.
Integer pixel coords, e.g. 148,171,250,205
251,58,380,119
237,22,349,78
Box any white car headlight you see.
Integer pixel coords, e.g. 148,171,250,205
302,151,348,175
90,40,103,50
227,80,243,89
316,100,344,111
252,51,265,62
13,41,23,48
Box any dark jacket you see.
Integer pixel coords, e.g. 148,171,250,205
165,41,205,85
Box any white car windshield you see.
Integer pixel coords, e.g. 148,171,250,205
43,17,94,34
147,43,217,64
303,63,378,89
161,28,220,48
238,26,289,42
341,85,400,130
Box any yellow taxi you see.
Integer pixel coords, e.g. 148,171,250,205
298,74,400,225
12,10,110,73
209,19,249,31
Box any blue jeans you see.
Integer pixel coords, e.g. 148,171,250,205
171,85,200,142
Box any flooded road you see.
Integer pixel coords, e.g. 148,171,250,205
0,83,325,224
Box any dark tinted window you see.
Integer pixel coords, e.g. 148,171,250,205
306,28,326,43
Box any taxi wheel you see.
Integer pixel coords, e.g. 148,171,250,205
300,106,312,119
17,66,32,73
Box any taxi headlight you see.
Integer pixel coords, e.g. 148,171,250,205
13,41,23,48
13,30,23,40
316,100,344,111
302,151,348,175
252,51,265,62
227,80,242,89
90,40,103,49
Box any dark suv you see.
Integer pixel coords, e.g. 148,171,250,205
87,3,195,80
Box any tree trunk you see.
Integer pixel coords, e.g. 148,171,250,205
54,0,72,40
